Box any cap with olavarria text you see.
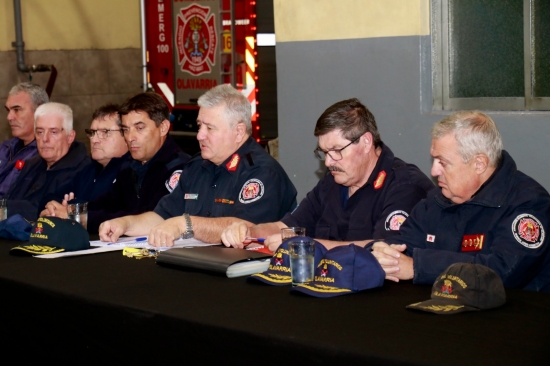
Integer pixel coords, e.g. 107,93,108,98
11,216,90,255
407,263,506,314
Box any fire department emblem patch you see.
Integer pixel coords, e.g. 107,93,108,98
512,214,545,249
165,170,182,193
441,279,453,295
175,3,217,76
384,210,409,231
239,179,264,204
35,223,43,234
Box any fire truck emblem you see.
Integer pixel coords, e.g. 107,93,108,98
384,210,409,231
512,214,545,249
175,4,217,76
441,280,453,294
239,179,264,204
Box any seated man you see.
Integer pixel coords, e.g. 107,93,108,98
43,93,190,233
99,84,297,245
371,111,550,292
40,103,130,215
6,102,91,220
221,98,434,250
1,82,49,196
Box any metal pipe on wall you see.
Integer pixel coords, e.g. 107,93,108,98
140,0,148,91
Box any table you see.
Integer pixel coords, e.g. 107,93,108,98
1,238,549,365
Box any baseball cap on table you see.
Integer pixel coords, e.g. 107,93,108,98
407,263,506,315
11,216,90,255
0,214,32,241
291,244,385,298
248,237,327,286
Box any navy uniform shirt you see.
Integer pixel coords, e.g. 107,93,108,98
281,142,434,241
155,136,297,223
385,150,550,291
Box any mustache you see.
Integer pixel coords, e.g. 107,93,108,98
328,166,344,172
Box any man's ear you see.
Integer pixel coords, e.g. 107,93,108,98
234,122,247,142
362,131,373,150
67,130,76,144
473,154,489,174
159,119,170,137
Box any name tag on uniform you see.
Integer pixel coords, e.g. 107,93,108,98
461,234,484,252
184,193,199,200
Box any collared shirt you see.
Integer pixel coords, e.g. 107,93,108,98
155,136,297,223
281,142,434,241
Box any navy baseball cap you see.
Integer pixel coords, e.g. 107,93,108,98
291,244,385,297
407,263,506,314
248,237,327,286
0,214,32,241
11,216,90,255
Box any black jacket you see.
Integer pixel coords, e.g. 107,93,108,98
87,136,190,233
7,141,91,221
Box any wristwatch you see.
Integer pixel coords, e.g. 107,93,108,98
181,213,194,239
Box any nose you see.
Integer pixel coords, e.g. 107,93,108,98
7,109,15,121
324,153,336,168
196,125,206,141
91,133,101,144
430,160,440,177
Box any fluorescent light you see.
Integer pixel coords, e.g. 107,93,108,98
256,33,276,46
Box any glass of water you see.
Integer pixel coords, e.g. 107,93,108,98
67,202,88,230
288,237,315,286
0,199,7,221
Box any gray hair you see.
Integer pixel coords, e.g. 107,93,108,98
197,84,252,135
432,111,503,167
34,102,73,132
9,82,49,110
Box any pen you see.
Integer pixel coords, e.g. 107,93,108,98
244,237,265,243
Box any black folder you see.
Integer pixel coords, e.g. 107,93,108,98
156,246,272,278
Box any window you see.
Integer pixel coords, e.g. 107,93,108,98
432,0,550,111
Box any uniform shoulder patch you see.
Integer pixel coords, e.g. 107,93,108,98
165,170,182,193
239,178,264,204
512,214,545,249
374,171,386,190
384,210,409,231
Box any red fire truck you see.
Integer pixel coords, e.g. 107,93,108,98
142,0,259,153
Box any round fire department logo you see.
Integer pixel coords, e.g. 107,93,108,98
239,179,264,204
165,170,182,193
512,214,545,249
175,4,217,76
384,210,409,231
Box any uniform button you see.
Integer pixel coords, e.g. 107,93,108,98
211,184,217,188
206,212,211,217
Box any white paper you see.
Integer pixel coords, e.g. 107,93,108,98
34,236,218,259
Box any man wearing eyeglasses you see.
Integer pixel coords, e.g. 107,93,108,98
42,93,190,233
1,82,49,197
5,102,91,220
221,98,434,251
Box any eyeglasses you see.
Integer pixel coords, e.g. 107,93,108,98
35,128,64,139
85,129,123,139
314,135,362,161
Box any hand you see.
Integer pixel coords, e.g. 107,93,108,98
39,192,74,218
264,233,283,252
371,242,414,282
147,216,184,247
221,222,252,248
98,217,129,243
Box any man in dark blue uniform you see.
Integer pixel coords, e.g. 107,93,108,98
6,102,91,220
372,111,550,291
98,85,297,245
1,82,49,196
42,93,190,233
221,98,434,251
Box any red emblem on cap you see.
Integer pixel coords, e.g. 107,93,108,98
441,280,453,294
461,234,484,252
15,160,25,170
374,171,386,190
226,154,240,171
